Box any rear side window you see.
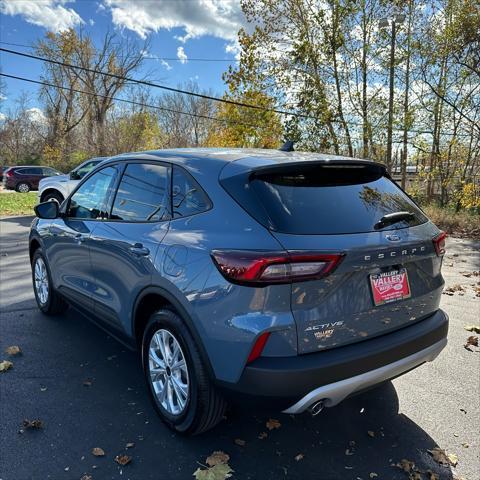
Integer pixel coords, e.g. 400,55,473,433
111,163,170,222
172,166,211,218
249,164,428,234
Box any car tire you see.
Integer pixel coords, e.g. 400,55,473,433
16,182,30,193
31,249,68,315
43,191,64,204
142,309,227,435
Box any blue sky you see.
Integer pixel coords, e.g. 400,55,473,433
0,0,244,112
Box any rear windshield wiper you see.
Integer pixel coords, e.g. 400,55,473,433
374,211,415,230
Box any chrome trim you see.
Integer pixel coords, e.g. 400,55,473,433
283,338,447,414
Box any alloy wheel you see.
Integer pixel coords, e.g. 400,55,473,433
34,257,49,305
18,183,29,193
148,329,189,416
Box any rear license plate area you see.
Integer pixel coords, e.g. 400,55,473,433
369,268,411,306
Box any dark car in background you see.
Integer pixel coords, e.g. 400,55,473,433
3,165,62,192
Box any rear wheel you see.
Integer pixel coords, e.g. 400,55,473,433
16,182,30,193
31,249,68,315
142,309,226,434
43,191,64,204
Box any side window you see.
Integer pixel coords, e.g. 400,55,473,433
76,161,98,179
111,163,170,222
68,166,118,219
172,166,211,218
42,167,57,176
31,167,43,175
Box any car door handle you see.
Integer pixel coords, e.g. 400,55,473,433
129,243,150,256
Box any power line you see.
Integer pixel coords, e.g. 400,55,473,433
1,47,472,138
0,47,307,119
0,41,238,63
0,72,260,129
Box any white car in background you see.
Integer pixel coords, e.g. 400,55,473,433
38,157,106,203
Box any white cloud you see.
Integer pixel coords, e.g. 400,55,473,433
104,0,245,41
0,0,83,32
160,59,172,71
0,112,6,122
26,107,47,124
0,93,7,101
89,18,95,26
177,46,188,64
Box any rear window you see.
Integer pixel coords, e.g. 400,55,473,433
249,164,427,235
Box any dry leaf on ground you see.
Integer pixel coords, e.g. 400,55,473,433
464,336,478,351
443,285,465,296
206,451,230,467
460,271,480,278
428,447,458,467
22,419,43,429
5,346,21,356
92,447,105,457
258,432,268,440
464,325,480,334
0,360,13,372
234,438,246,447
367,430,375,438
114,454,131,466
80,476,92,480
395,459,416,473
426,470,439,480
369,473,378,478
193,463,233,480
266,418,281,430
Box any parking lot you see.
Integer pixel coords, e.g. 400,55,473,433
0,215,479,480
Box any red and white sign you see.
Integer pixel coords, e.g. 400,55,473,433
369,268,411,306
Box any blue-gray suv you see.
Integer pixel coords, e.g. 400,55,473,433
29,148,448,434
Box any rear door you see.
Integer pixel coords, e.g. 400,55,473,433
88,161,171,335
224,161,445,354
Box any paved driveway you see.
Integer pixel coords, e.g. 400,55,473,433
0,216,479,480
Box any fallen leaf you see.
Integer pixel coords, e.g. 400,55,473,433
5,346,21,356
395,459,415,473
426,470,439,480
114,454,131,466
22,419,43,429
126,442,135,449
206,451,230,467
294,453,304,461
0,360,13,372
464,336,478,351
461,442,469,448
460,270,480,278
80,476,92,480
266,418,281,430
234,438,246,447
464,325,480,334
367,430,375,438
428,447,458,467
193,463,233,480
369,473,378,478
92,447,105,457
258,432,268,440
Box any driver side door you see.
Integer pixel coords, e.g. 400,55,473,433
46,165,120,314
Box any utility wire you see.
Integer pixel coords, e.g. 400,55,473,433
0,72,260,129
0,41,238,62
0,47,308,119
1,47,472,138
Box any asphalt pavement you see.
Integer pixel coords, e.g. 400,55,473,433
0,216,479,480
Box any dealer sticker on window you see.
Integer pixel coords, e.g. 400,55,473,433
369,268,411,306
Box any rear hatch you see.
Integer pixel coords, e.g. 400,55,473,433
221,159,445,353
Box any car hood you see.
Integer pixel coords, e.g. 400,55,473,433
39,174,70,186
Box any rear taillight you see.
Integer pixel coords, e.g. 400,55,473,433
433,231,447,256
6,170,13,177
211,250,344,286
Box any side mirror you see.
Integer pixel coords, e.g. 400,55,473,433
70,171,80,180
34,201,60,219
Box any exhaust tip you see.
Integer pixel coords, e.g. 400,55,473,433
309,399,325,416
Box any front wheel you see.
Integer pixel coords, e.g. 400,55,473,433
16,182,30,193
31,249,68,315
142,309,226,434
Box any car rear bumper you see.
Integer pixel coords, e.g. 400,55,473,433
218,309,448,411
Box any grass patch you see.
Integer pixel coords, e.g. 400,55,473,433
423,204,480,239
0,192,37,217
